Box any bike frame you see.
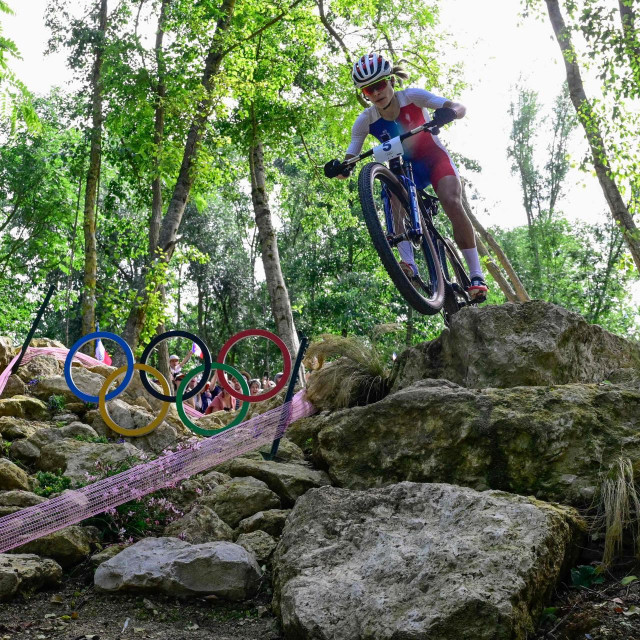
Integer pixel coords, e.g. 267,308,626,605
380,160,423,242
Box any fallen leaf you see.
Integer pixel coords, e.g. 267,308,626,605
612,597,624,604
71,612,79,620
614,606,624,613
621,576,637,586
623,605,640,617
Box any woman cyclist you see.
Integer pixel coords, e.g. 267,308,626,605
333,52,488,302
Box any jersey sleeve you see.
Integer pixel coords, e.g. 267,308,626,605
345,111,370,157
404,87,448,110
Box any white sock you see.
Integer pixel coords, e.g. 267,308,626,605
461,247,483,280
398,241,415,266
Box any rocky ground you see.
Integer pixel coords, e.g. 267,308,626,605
2,302,640,639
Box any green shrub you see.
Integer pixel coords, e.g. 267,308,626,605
34,470,72,497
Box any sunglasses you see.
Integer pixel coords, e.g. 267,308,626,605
362,77,391,96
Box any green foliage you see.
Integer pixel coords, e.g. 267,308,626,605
47,394,66,412
34,470,72,497
570,564,604,589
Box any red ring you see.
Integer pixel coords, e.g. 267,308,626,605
216,329,292,402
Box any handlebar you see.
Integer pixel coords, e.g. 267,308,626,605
324,118,442,179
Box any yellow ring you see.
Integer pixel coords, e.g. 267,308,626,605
98,363,170,437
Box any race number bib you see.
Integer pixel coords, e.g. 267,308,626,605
373,136,404,164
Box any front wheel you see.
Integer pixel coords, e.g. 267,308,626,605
358,162,444,315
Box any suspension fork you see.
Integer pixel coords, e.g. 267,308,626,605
382,161,422,244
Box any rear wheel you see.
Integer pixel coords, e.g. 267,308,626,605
358,162,444,315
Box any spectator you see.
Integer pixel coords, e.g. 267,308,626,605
274,372,284,385
204,387,236,414
199,382,213,413
169,352,192,392
249,378,261,395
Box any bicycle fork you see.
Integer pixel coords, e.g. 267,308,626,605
382,161,422,246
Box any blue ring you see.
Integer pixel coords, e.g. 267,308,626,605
64,331,134,403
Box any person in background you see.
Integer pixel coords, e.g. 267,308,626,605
169,352,192,392
204,387,236,414
249,379,261,395
274,372,283,385
199,382,213,413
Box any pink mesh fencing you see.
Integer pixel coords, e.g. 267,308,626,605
0,390,316,553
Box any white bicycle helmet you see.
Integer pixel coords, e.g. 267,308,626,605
352,52,392,89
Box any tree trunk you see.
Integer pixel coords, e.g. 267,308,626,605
461,180,530,302
475,235,518,302
249,138,300,360
121,0,237,354
545,0,640,273
81,0,107,340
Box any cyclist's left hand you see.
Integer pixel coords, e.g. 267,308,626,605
433,107,458,127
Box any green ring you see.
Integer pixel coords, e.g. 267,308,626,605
176,363,250,436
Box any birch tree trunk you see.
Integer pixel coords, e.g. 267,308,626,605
461,180,530,302
545,0,640,273
249,139,300,359
81,0,107,340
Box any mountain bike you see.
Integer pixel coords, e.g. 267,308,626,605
325,119,473,323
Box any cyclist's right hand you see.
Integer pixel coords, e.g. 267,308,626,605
324,159,352,179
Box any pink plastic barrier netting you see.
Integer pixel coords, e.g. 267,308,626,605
0,390,316,553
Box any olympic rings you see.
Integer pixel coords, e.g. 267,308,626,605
217,329,291,402
99,363,171,437
139,330,212,403
65,331,135,403
63,327,291,438
176,363,250,436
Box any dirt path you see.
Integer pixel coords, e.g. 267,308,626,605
0,576,283,640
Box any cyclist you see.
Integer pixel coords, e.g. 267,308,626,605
334,52,488,302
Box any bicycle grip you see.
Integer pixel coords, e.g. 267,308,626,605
324,159,346,179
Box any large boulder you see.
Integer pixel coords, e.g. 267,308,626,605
311,379,640,505
393,301,640,391
225,458,332,507
0,416,49,441
196,476,281,528
37,439,142,484
0,490,46,517
15,355,60,384
13,525,92,569
163,505,234,544
0,396,49,421
0,336,16,370
30,370,106,404
0,458,30,491
0,553,62,601
94,537,262,600
273,482,585,640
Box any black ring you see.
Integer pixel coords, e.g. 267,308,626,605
139,330,212,402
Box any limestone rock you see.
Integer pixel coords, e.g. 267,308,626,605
226,458,331,507
2,375,26,398
0,458,30,491
30,338,65,349
196,477,281,528
0,416,48,440
37,439,142,484
59,422,99,439
272,482,585,640
236,530,277,565
0,553,62,601
0,490,46,507
13,525,92,569
94,537,262,600
312,379,640,505
163,504,234,544
393,301,640,390
15,355,60,384
9,438,42,463
90,544,130,568
165,471,231,509
30,370,106,404
237,509,292,538
0,395,49,421
0,336,16,370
